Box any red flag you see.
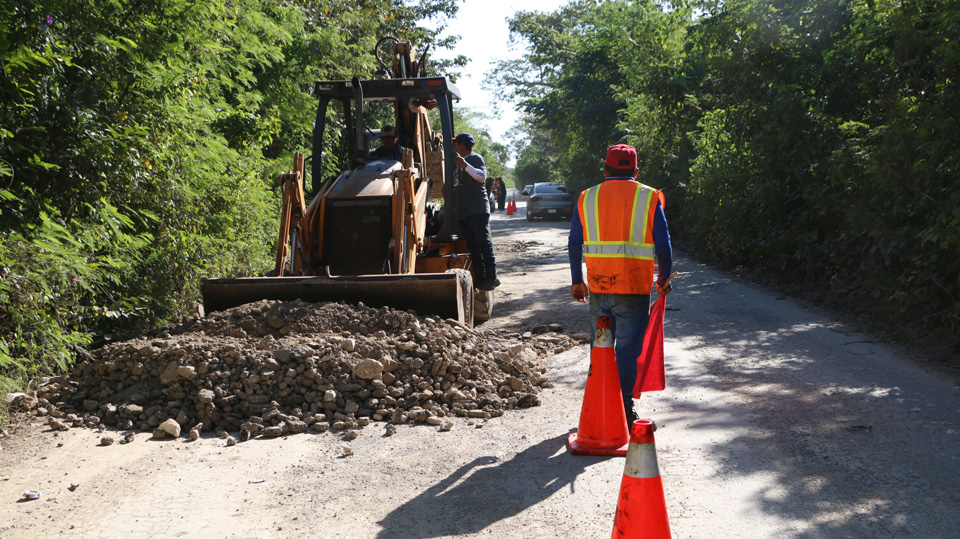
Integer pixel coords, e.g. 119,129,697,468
633,295,666,396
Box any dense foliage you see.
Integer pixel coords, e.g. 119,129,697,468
0,0,476,397
4,0,957,408
494,0,960,355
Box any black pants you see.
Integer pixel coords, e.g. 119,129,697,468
459,213,496,282
497,195,506,211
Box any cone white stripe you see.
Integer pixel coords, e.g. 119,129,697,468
622,442,660,479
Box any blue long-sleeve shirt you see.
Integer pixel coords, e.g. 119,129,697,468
568,181,673,288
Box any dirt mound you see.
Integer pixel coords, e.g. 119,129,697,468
30,300,581,441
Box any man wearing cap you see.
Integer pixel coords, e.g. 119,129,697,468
568,144,673,423
368,125,406,161
453,132,499,290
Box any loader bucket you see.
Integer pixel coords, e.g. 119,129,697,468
200,271,474,327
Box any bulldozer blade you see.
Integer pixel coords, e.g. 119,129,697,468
200,272,474,327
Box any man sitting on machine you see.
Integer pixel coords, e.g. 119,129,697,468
368,125,406,161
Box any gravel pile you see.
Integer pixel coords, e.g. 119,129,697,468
27,300,582,441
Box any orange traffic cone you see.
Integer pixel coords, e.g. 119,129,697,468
506,199,516,215
611,420,671,538
567,316,630,456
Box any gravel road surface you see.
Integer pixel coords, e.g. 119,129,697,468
2,193,959,538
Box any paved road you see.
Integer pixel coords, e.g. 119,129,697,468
2,192,959,538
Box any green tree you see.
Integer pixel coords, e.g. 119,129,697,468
490,0,960,353
488,0,627,195
0,0,468,399
509,114,559,188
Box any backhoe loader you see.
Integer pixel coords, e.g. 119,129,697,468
200,38,493,326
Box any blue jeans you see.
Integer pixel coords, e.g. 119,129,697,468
589,292,651,401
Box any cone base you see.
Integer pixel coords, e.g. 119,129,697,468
612,475,671,538
566,432,629,456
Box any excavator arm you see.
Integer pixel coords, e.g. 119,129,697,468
273,153,311,276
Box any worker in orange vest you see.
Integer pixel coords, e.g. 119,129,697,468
568,144,673,423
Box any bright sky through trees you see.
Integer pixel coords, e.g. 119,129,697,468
427,0,569,156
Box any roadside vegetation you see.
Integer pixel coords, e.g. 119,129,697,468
0,0,513,415
494,0,959,361
3,0,957,421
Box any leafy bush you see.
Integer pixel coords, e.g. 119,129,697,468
496,0,960,356
0,0,465,413
0,191,151,391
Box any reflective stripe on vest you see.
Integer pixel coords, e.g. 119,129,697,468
583,186,601,243
582,242,655,259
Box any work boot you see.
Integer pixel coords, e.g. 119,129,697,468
476,276,501,291
624,399,638,424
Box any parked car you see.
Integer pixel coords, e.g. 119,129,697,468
522,184,533,197
526,182,573,221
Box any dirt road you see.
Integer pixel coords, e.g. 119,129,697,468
3,194,960,538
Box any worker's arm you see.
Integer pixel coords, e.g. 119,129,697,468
653,200,673,294
455,154,486,183
568,205,588,302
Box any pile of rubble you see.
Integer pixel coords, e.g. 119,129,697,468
25,300,583,442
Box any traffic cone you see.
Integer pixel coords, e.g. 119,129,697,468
611,420,671,538
506,199,515,215
567,316,630,456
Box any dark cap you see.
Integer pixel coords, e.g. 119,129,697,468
380,125,397,138
605,144,637,169
453,133,475,146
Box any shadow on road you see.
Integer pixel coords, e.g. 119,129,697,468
660,258,960,537
375,433,602,538
483,278,585,332
460,195,960,535
480,200,590,333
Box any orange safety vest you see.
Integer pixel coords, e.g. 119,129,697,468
578,179,664,295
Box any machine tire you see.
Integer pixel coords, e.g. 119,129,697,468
526,211,533,221
474,289,494,323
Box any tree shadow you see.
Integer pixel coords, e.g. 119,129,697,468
490,207,573,233
375,433,602,538
657,260,960,537
484,278,588,330
476,208,960,534
482,211,588,333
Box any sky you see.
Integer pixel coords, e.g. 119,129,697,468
426,0,570,160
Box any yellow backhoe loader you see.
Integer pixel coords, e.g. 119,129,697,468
200,38,493,326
